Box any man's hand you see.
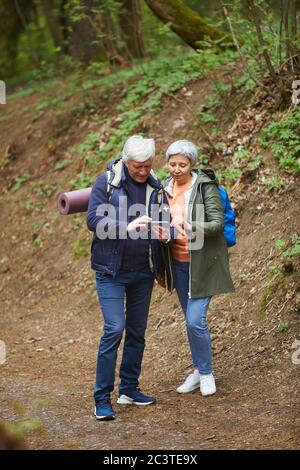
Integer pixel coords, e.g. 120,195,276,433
127,215,151,234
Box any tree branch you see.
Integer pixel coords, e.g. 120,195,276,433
220,1,275,98
246,0,277,82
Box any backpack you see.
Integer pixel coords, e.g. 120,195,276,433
217,186,236,247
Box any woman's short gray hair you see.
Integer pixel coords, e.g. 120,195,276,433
165,140,198,165
122,135,155,162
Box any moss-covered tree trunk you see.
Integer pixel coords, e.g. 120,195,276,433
144,0,232,49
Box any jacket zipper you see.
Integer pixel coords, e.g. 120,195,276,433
147,185,155,273
188,182,203,299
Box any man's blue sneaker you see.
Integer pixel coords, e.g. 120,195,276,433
117,389,156,406
94,401,115,420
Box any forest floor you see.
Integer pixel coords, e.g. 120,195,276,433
0,63,299,450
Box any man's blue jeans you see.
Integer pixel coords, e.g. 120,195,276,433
173,260,212,375
94,267,154,403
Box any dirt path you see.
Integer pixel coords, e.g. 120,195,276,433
1,183,299,449
0,72,299,450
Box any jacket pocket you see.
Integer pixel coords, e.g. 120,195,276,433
207,254,219,270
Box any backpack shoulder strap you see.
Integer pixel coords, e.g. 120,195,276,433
218,186,229,212
106,170,114,200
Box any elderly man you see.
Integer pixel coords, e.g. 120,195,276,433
87,135,170,420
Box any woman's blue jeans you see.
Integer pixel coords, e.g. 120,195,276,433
173,260,212,375
94,267,154,403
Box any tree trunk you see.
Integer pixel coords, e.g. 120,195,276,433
42,0,64,51
284,0,292,71
290,0,299,70
246,0,277,82
101,6,125,65
68,0,106,63
120,0,146,59
144,0,232,49
58,0,69,54
0,0,35,78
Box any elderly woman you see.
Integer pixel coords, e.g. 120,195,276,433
164,140,234,397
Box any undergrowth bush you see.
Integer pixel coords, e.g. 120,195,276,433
259,108,300,174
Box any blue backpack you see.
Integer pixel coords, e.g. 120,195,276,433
217,186,236,247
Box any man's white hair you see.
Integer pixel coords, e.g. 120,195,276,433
122,135,155,162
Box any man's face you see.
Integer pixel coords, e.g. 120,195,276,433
126,158,153,183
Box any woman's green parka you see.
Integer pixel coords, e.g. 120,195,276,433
164,169,235,298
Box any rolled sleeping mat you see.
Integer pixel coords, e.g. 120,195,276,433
57,187,92,215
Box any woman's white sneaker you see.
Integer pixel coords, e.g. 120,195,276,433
199,373,216,396
176,370,200,393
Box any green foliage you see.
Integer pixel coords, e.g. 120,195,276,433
32,219,45,233
222,3,275,76
32,236,41,248
4,418,43,439
70,173,94,189
247,155,262,170
196,79,235,129
72,47,237,168
275,239,285,251
73,215,84,231
264,175,283,192
218,167,242,184
155,167,170,181
54,159,71,171
24,201,33,211
235,148,251,160
267,265,280,280
279,321,289,332
43,222,54,236
96,48,236,162
75,132,102,166
7,86,37,101
0,153,11,169
197,111,216,122
235,73,257,93
275,235,300,258
282,235,300,258
30,182,57,198
259,108,300,174
141,2,182,55
258,269,284,316
51,212,60,222
11,174,30,192
72,233,89,260
8,79,58,102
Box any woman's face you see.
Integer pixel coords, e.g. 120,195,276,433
167,154,193,184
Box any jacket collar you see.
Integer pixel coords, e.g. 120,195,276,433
163,168,218,193
107,157,161,189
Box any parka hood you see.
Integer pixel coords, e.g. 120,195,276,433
193,168,219,186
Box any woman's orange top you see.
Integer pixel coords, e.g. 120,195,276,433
167,178,193,262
